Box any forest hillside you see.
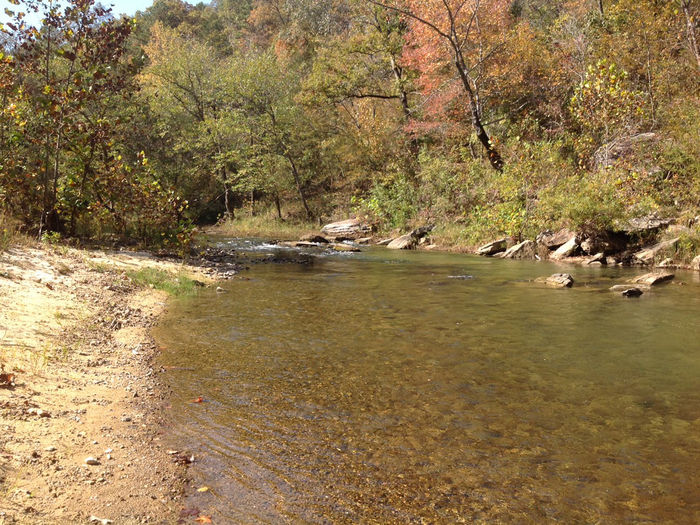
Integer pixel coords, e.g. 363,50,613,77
1,0,699,253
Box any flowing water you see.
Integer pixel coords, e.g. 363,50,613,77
154,241,700,523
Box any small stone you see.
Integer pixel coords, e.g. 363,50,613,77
44,446,57,452
85,457,100,466
545,273,575,288
622,288,644,297
216,286,225,293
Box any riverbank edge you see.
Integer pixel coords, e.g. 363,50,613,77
0,243,226,524
209,217,700,272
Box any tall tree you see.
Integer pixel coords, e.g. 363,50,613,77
368,0,510,170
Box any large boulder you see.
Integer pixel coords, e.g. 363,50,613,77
387,234,416,250
550,237,578,260
386,225,434,250
321,219,371,240
536,229,575,250
633,238,679,265
477,238,507,256
500,240,537,260
629,271,674,286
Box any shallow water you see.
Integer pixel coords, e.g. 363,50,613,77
155,243,700,523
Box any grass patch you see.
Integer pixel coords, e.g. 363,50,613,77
212,209,318,240
126,267,200,296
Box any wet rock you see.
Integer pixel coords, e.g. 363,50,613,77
536,273,574,288
448,275,475,280
551,237,578,260
610,284,648,294
536,229,575,250
477,238,507,256
633,238,679,265
657,258,675,268
387,234,416,250
584,253,605,265
355,237,372,244
500,240,537,260
329,244,361,253
299,234,330,244
630,271,675,286
606,256,619,266
215,286,225,293
320,219,371,240
621,287,644,297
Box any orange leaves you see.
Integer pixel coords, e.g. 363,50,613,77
191,396,204,403
194,516,213,523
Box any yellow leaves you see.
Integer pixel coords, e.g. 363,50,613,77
196,486,210,492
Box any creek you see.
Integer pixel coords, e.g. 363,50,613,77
154,240,700,523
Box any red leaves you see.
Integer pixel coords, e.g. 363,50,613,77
191,396,204,403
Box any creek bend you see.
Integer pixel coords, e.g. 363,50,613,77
154,241,700,523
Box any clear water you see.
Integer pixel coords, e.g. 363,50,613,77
154,244,700,523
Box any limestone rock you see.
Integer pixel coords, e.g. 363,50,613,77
633,238,679,265
551,237,578,260
500,240,537,260
629,271,674,286
387,234,416,250
691,255,700,271
623,213,675,234
584,253,605,265
537,273,575,288
657,258,675,268
321,219,371,240
477,238,507,256
329,243,361,253
536,229,575,250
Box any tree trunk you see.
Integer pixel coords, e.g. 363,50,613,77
275,193,282,219
390,56,420,167
286,155,313,219
453,53,504,171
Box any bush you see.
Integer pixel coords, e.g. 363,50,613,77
352,173,418,230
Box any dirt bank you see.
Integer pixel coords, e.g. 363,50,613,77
0,244,217,524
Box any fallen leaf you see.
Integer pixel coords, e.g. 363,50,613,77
192,396,204,403
194,516,213,523
0,373,15,388
197,486,210,492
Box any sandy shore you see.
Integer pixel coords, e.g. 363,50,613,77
0,244,216,524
